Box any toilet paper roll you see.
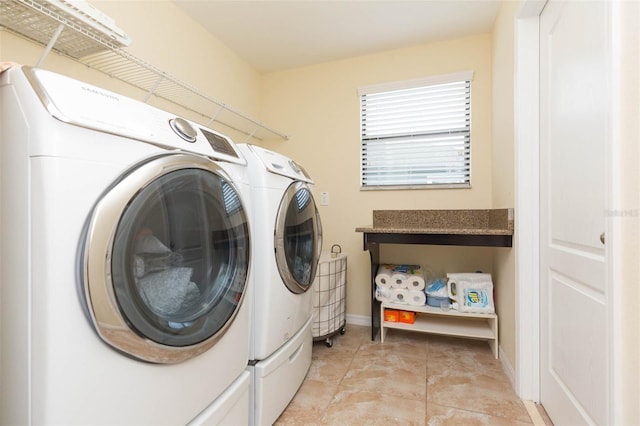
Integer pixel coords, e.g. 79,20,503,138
405,274,426,291
375,286,393,302
391,288,410,304
375,272,393,289
390,272,409,289
376,287,395,302
388,264,424,289
375,264,394,289
407,290,427,306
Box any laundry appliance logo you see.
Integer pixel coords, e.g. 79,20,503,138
81,85,120,102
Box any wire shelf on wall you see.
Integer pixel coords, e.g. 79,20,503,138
0,0,288,142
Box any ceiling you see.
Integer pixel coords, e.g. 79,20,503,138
173,0,502,73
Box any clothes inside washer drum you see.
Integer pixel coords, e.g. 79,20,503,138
135,234,171,254
133,233,185,279
292,256,311,284
182,281,201,308
134,252,184,278
138,267,194,315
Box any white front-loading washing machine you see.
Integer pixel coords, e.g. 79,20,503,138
0,65,253,425
237,144,322,426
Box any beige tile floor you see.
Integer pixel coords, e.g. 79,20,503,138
275,324,539,426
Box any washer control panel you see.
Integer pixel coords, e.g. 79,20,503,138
169,117,197,143
25,67,245,164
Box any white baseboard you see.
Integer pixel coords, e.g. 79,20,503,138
345,313,370,327
499,344,516,390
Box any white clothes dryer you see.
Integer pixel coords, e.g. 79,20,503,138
237,144,322,426
0,66,253,425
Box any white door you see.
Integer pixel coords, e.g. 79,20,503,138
539,0,609,424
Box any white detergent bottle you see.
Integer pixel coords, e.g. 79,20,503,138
446,273,495,314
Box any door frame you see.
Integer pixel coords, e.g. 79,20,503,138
513,0,543,404
514,1,624,423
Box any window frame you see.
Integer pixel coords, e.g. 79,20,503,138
358,71,474,190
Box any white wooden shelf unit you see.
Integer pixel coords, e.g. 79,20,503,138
380,301,499,359
0,0,288,142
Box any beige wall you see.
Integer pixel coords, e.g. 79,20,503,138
491,0,519,370
0,0,263,142
259,35,495,319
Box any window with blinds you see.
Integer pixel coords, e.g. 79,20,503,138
359,71,472,189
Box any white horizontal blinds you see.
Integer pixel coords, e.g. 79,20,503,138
360,73,471,188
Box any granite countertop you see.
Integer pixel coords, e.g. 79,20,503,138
355,208,514,236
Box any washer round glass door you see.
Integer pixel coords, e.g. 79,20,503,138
274,181,322,294
83,154,250,364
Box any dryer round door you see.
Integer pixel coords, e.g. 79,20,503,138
82,154,250,364
274,181,322,294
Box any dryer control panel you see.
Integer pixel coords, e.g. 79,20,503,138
247,144,312,183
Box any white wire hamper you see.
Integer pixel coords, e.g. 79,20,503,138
312,246,347,347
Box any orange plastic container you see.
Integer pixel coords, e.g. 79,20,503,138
384,309,399,322
398,310,416,324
